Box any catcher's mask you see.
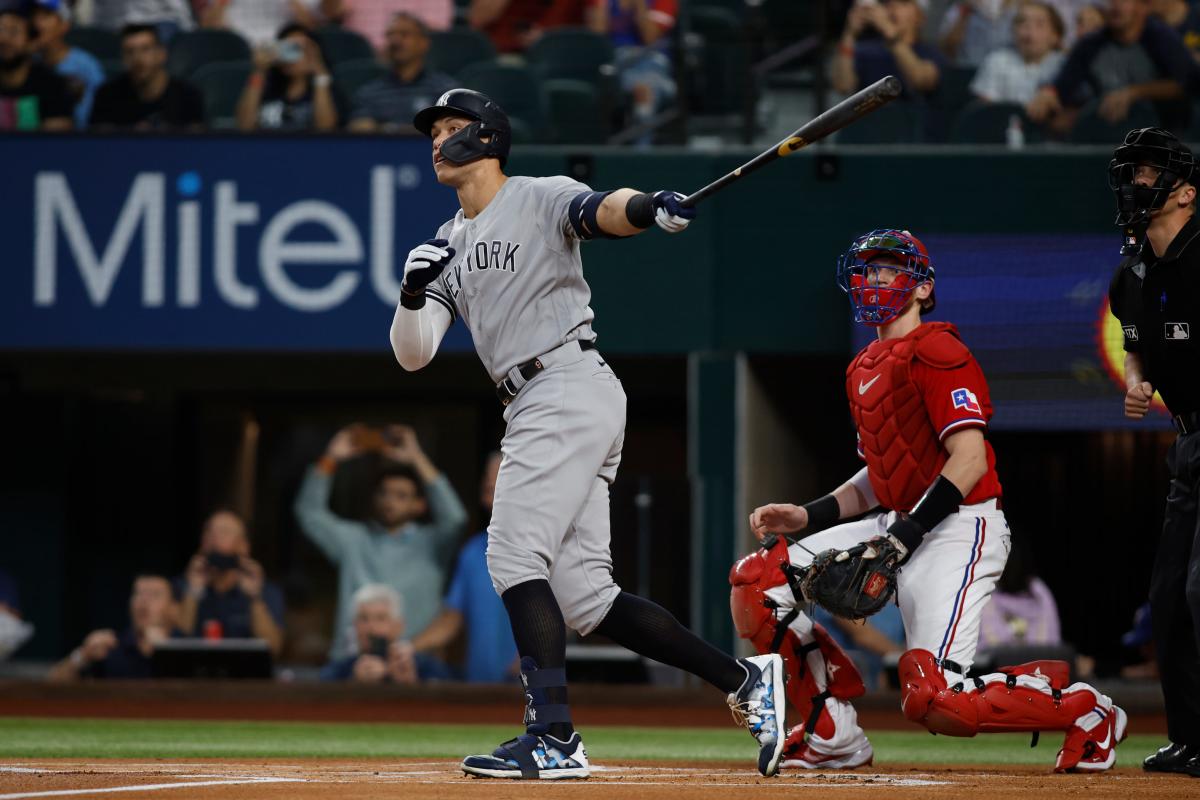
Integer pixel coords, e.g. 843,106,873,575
836,229,935,327
1108,128,1195,251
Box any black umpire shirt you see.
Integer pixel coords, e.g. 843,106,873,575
1109,213,1200,417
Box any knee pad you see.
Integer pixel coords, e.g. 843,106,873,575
730,536,792,646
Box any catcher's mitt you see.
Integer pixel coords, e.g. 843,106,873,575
789,537,903,620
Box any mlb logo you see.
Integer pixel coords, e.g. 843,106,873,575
1165,323,1190,341
1122,325,1138,341
951,387,981,414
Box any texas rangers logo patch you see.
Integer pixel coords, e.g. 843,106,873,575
951,387,981,414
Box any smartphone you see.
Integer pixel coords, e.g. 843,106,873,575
352,426,386,452
276,39,304,65
206,552,240,572
368,635,390,658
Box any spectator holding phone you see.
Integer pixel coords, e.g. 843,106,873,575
295,423,467,659
175,509,285,656
831,0,943,99
236,23,341,131
319,583,451,682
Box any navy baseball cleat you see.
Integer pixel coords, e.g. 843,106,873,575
728,653,787,777
461,730,590,779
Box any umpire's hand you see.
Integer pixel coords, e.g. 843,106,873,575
1125,381,1154,419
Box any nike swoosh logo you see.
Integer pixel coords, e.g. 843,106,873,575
1096,726,1112,750
858,374,881,395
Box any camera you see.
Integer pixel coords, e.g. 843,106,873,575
275,39,304,65
367,635,390,658
205,552,240,572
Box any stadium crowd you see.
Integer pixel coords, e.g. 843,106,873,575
0,0,1195,142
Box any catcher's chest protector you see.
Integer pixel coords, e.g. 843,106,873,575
847,322,960,511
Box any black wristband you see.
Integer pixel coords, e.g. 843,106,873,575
625,192,655,229
399,285,426,310
886,516,926,554
801,494,840,532
909,475,965,532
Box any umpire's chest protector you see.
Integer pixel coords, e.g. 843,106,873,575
846,322,966,511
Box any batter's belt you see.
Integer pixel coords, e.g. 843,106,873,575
496,339,597,406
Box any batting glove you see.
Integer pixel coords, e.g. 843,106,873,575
651,191,695,234
401,239,455,309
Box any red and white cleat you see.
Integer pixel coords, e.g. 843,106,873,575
779,724,874,770
1055,703,1128,773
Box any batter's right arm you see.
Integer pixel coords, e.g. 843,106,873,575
573,188,696,238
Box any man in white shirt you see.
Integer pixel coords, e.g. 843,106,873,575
970,0,1066,103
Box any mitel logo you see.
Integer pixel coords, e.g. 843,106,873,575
33,166,422,312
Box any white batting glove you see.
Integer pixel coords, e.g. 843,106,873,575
400,239,455,309
651,191,696,234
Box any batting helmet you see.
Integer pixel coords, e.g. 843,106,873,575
413,89,511,168
836,229,936,327
1108,127,1195,227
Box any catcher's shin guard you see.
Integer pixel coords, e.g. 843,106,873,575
730,538,867,756
898,648,1126,770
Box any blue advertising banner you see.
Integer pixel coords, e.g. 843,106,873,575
851,234,1170,430
0,135,474,352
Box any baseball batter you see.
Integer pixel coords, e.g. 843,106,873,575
730,229,1127,772
390,89,786,780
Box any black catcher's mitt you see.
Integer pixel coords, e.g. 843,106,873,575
790,537,902,620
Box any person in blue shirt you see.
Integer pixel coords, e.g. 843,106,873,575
414,452,520,682
320,583,452,683
28,0,104,128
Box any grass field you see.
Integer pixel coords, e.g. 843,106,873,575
0,717,1163,768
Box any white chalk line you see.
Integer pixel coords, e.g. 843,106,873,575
0,777,305,799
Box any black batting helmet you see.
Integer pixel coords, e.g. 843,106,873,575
1108,127,1195,227
413,89,511,168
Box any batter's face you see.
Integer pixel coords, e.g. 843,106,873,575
430,114,476,185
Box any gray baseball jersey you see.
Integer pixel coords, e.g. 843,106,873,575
423,176,597,383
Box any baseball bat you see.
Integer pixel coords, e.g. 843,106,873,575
679,75,903,209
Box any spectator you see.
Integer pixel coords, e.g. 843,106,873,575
812,603,905,691
1151,0,1200,61
939,0,1021,67
89,23,204,129
0,7,73,129
312,0,453,52
236,23,340,131
0,569,34,661
1075,1,1106,37
971,1,1066,104
1026,0,1196,132
467,0,583,54
586,0,677,143
412,452,520,683
319,583,452,682
977,540,1062,649
294,423,467,659
29,0,104,129
197,0,315,47
47,575,180,681
831,0,943,99
346,11,454,132
75,0,195,42
175,509,285,656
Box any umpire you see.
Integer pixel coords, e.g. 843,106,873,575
1108,127,1200,777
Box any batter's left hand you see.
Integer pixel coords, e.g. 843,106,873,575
651,191,695,234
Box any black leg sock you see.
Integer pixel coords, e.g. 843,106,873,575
501,579,573,741
592,591,746,694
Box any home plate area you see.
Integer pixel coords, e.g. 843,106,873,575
0,760,1183,799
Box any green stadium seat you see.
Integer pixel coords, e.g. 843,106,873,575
65,26,121,60
333,58,387,98
1070,100,1159,144
189,61,252,129
314,27,376,68
836,100,923,144
950,100,1042,145
543,79,606,144
428,29,496,77
688,6,750,116
525,27,614,86
167,30,251,79
458,61,544,134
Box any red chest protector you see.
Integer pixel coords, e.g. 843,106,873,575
846,322,968,511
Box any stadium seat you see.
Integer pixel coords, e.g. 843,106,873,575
458,61,544,134
950,100,1041,145
543,79,606,144
314,27,376,68
525,28,614,86
167,30,251,79
1070,99,1159,144
428,29,496,77
190,61,251,129
688,6,751,116
65,26,121,60
333,58,387,98
693,0,748,12
836,100,923,144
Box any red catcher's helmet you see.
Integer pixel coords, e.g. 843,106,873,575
836,229,936,326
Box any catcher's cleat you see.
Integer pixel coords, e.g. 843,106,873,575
1054,704,1128,773
779,724,874,770
462,730,590,780
728,654,787,777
